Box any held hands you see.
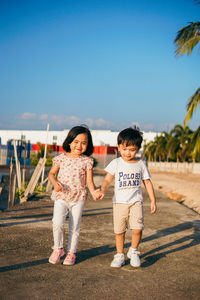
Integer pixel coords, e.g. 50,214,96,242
91,189,104,201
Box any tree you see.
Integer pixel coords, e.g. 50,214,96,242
174,6,200,157
174,21,200,124
174,22,200,56
191,126,200,161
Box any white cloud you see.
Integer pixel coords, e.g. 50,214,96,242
2,112,177,133
95,118,111,128
85,118,112,129
39,114,48,120
67,115,81,125
85,118,94,127
20,112,36,119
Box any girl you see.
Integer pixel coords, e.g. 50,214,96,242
48,125,99,265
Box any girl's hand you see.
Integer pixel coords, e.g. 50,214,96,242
98,191,104,200
91,189,103,201
54,181,62,192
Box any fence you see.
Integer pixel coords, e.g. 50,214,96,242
148,162,200,175
93,154,117,169
0,148,7,165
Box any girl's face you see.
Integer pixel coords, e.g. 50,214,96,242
69,133,88,157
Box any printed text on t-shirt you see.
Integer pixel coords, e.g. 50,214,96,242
118,172,140,188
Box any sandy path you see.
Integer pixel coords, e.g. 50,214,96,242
150,171,200,214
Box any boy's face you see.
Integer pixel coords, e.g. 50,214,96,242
118,143,139,162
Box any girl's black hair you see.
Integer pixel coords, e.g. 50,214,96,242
117,126,143,149
63,125,93,156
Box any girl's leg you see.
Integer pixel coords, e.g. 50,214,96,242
67,201,85,253
52,199,69,248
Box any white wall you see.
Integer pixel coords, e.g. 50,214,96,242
0,129,160,147
148,162,200,175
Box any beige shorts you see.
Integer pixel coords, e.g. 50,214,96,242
113,201,144,234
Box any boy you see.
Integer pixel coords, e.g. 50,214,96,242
100,127,157,268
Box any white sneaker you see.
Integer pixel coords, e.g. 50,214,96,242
127,248,141,267
110,253,125,268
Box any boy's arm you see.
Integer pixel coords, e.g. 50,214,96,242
100,172,114,197
143,179,157,214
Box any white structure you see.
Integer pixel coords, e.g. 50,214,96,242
0,129,160,147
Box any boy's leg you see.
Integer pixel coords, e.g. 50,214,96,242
115,232,125,253
131,229,142,249
128,201,144,267
110,204,128,268
113,203,128,253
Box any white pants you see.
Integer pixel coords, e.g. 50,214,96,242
52,199,85,253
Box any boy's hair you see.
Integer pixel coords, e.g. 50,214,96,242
117,127,143,149
63,125,93,156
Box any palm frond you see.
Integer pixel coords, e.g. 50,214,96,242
184,88,200,125
174,22,200,56
191,126,200,158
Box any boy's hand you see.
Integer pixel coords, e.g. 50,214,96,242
98,191,104,200
92,189,104,201
54,181,62,192
151,202,157,214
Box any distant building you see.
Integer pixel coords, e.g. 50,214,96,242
0,129,160,147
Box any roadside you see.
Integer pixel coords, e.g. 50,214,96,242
150,171,200,214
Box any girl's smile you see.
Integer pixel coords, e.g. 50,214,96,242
68,133,88,157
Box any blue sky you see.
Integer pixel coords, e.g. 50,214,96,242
0,0,199,132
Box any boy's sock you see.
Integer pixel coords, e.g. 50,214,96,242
130,247,137,251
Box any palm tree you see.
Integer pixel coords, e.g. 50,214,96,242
174,22,200,56
174,21,200,124
184,88,200,126
144,141,157,161
191,126,200,161
170,124,193,161
154,133,169,161
174,12,200,158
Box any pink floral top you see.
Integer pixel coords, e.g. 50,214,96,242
51,153,93,202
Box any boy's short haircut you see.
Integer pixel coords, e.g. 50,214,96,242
117,127,143,149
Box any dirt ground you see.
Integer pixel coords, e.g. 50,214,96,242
150,171,200,214
0,173,200,300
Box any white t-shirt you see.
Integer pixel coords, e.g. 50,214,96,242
105,157,151,204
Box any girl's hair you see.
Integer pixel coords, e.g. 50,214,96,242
63,125,93,156
117,126,143,149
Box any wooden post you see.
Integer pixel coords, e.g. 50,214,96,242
11,173,16,207
22,143,26,186
21,158,46,202
13,140,21,189
8,157,13,208
41,123,49,185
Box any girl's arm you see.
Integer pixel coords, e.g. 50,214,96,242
48,165,62,192
86,169,100,200
100,172,114,198
142,179,157,214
